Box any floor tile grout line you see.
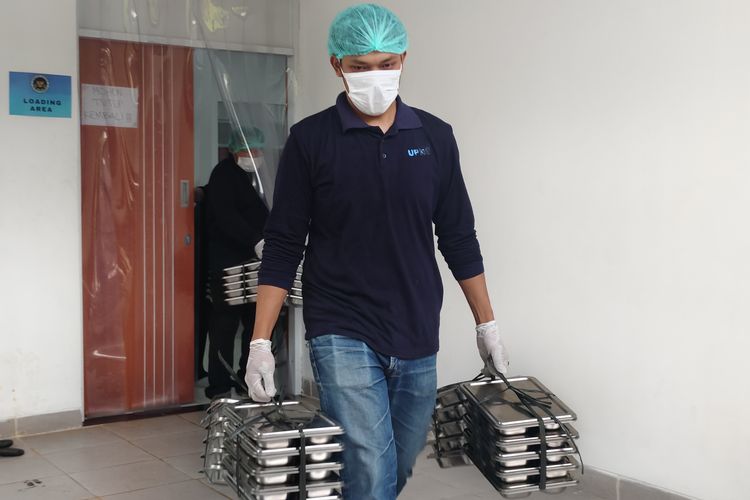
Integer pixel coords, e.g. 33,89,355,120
41,439,157,457
105,423,205,443
65,469,101,499
48,454,158,476
15,423,112,440
20,426,128,456
71,464,195,498
66,457,177,482
200,478,237,499
92,477,195,499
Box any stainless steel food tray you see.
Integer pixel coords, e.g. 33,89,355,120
225,278,259,290
225,473,342,500
220,401,304,432
431,435,465,453
494,457,579,482
223,273,246,283
224,261,262,275
223,454,343,486
465,438,577,467
226,287,259,298
225,436,344,468
428,448,471,469
221,270,264,282
463,414,578,451
460,377,576,431
223,404,343,448
226,295,258,305
434,419,463,438
464,405,563,437
496,474,579,497
436,383,466,408
434,403,466,423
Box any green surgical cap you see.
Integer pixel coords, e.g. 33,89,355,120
228,126,264,153
328,3,408,59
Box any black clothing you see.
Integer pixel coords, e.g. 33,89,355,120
206,155,269,273
206,305,255,397
259,94,483,358
204,156,268,396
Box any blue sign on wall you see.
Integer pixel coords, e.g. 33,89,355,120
9,71,71,118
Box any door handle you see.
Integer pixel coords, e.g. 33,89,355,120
180,180,190,208
184,234,192,246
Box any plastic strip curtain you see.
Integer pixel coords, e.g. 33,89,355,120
78,0,292,416
189,0,289,205
121,0,289,205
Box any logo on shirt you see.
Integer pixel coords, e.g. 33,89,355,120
407,146,432,157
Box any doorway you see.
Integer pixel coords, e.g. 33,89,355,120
80,38,291,419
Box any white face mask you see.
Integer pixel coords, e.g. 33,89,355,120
342,68,402,116
237,156,265,173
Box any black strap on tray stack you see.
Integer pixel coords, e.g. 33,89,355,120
297,426,307,499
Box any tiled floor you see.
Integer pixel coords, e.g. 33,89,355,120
1,412,606,499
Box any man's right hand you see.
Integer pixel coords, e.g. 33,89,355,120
245,339,277,402
254,239,265,260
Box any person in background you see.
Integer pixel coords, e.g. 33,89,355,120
246,3,510,498
204,126,268,399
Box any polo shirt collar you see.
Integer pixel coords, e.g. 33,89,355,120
335,92,422,132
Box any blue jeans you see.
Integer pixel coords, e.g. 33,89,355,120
309,334,437,500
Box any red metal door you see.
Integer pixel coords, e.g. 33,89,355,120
80,38,195,416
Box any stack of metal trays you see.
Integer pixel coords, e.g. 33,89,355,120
222,261,304,307
201,399,300,485
219,400,345,499
431,377,581,498
430,384,471,468
201,398,246,484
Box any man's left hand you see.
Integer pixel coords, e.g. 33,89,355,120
476,320,510,375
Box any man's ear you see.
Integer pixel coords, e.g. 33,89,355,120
330,56,343,77
400,52,407,68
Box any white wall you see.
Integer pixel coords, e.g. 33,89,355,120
296,1,750,499
0,0,82,421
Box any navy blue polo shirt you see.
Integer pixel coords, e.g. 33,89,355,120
259,92,483,358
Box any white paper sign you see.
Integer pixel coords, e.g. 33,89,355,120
81,84,138,128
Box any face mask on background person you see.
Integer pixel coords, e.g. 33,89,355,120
342,67,402,116
237,155,265,173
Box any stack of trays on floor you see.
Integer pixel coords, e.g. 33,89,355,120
201,398,345,499
219,261,304,307
431,376,581,498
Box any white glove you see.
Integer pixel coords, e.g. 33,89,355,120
254,239,265,260
245,339,276,402
476,320,510,376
